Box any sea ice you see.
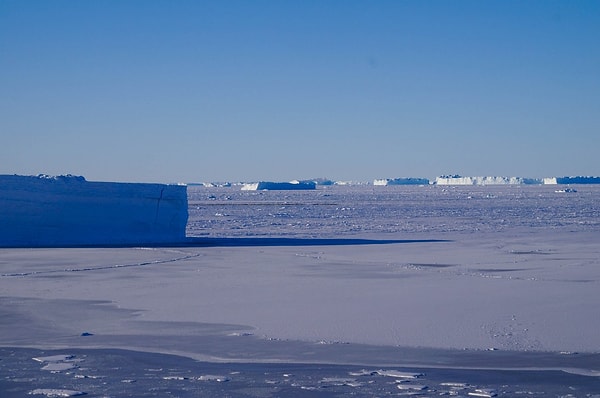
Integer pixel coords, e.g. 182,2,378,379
376,370,424,379
33,355,78,371
33,355,74,363
28,388,86,397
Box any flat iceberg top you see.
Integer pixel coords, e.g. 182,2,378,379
241,181,316,190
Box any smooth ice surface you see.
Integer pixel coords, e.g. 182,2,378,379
1,185,599,380
0,174,188,247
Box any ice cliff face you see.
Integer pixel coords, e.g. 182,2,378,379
0,175,188,247
545,176,600,184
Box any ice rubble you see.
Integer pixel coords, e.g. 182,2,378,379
0,174,188,247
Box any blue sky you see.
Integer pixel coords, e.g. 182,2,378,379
1,1,599,183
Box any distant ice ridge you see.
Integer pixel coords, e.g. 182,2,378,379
0,174,188,247
435,175,542,185
542,176,600,185
435,175,600,185
374,178,430,186
241,180,316,191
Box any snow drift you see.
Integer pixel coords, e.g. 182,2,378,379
0,174,188,247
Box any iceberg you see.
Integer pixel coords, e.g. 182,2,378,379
434,175,542,185
373,178,430,186
0,174,188,247
543,176,600,185
241,181,316,191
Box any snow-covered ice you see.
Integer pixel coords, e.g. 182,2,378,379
1,183,600,396
2,184,600,354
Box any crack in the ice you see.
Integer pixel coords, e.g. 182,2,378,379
154,188,165,225
1,250,201,277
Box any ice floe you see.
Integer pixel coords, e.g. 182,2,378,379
197,374,230,382
375,369,424,379
468,388,498,397
33,355,79,372
28,389,86,397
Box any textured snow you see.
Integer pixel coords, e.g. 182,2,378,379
0,174,188,247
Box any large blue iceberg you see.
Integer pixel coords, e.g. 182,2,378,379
0,174,188,247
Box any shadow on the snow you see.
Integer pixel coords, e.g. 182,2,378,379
181,237,451,247
0,237,450,249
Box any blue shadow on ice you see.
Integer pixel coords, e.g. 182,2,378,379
0,237,450,249
181,237,450,247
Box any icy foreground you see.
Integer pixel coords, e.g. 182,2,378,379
1,185,599,396
0,174,188,247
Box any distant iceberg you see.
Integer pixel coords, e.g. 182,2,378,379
309,178,335,186
373,178,429,186
241,180,316,191
434,175,542,185
0,174,188,247
543,176,600,185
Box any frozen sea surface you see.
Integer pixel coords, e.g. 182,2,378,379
186,184,600,237
1,185,600,395
2,347,599,397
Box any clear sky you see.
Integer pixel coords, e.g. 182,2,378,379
1,1,599,183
